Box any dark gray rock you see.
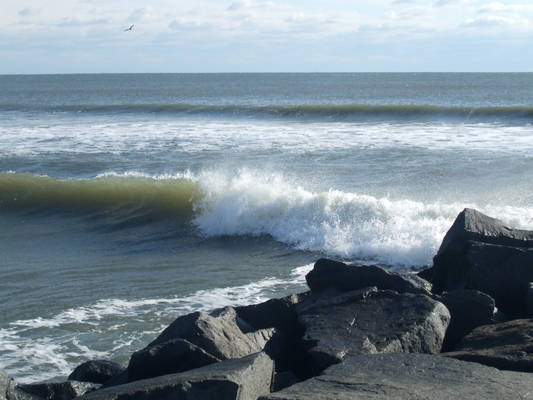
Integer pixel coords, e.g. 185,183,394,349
236,293,312,378
77,352,274,400
444,318,533,372
147,306,275,361
420,209,533,316
306,259,428,295
235,293,306,333
127,338,220,381
296,287,450,372
272,371,300,392
439,289,497,350
436,207,533,254
68,359,124,384
526,282,533,317
260,353,533,400
1,371,41,400
17,381,98,400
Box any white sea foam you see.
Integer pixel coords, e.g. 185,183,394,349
193,169,533,266
2,119,533,159
0,263,312,383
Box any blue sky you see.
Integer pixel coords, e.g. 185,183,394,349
1,0,532,73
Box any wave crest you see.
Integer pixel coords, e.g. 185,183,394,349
3,103,533,122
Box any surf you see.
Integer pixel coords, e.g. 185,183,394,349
4,170,532,267
2,103,533,123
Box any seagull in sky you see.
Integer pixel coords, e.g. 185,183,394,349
125,24,134,32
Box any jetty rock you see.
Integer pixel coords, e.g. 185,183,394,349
260,353,533,400
296,286,450,373
444,318,533,372
306,258,430,295
77,352,274,400
437,289,497,350
419,208,533,316
68,360,124,384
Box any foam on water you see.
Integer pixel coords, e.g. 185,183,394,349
2,118,533,160
193,169,533,266
3,169,533,267
0,263,312,383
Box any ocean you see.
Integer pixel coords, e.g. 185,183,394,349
1,73,532,383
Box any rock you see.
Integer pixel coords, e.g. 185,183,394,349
68,359,124,384
235,293,306,333
77,352,274,400
1,370,40,400
147,306,275,360
272,371,300,392
236,293,312,378
437,208,533,254
527,282,533,316
127,338,220,381
420,209,533,316
17,381,98,400
439,289,497,350
296,287,450,372
444,318,533,372
259,353,533,400
306,259,428,295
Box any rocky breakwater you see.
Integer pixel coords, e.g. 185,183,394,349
1,208,532,399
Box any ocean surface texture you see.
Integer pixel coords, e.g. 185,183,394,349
1,73,532,382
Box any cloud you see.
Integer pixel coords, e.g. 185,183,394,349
128,6,157,22
478,2,533,13
227,0,253,12
18,8,32,17
56,18,108,27
435,0,455,6
462,15,515,27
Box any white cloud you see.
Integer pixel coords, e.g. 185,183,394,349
17,8,32,16
462,15,516,27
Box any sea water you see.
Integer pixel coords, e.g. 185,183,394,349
1,73,532,382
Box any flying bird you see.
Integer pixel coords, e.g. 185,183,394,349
124,24,134,32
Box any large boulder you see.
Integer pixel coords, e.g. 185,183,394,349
420,208,533,316
127,338,220,381
147,306,274,360
235,293,306,333
68,360,124,384
17,381,98,400
260,353,533,400
0,371,40,400
436,208,533,253
438,289,497,350
296,287,450,372
235,293,312,378
527,282,533,316
77,352,274,400
444,318,533,372
306,259,428,295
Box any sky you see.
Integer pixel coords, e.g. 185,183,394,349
1,0,532,73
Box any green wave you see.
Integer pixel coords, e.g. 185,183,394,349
2,103,533,121
0,173,201,219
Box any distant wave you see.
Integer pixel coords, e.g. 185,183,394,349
2,103,533,122
4,171,533,266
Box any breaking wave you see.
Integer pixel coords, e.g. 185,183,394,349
2,170,533,266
